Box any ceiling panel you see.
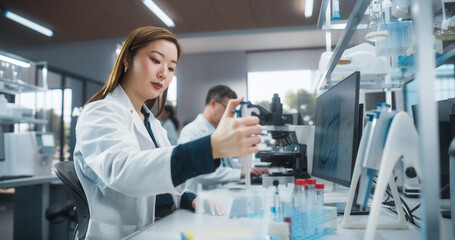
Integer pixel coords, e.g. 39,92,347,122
210,0,257,30
0,0,324,50
163,0,225,33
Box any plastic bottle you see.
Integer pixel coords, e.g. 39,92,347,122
280,184,293,236
294,179,307,240
0,94,7,116
306,179,317,236
315,183,325,236
332,0,340,20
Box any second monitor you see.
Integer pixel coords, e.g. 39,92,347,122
311,71,362,188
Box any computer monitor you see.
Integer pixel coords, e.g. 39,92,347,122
411,97,455,199
363,91,397,112
311,71,361,187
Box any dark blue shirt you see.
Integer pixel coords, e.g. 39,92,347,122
141,107,211,212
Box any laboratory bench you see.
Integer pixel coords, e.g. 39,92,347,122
0,175,59,189
123,205,426,240
123,183,451,240
0,174,71,240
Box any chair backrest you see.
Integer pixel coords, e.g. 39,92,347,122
54,161,90,240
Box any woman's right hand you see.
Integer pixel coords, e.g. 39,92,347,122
210,98,262,159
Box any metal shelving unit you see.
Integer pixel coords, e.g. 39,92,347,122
317,0,372,90
0,54,49,165
316,0,443,239
0,69,49,126
0,115,47,125
0,78,47,95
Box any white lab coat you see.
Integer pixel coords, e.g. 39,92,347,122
162,119,178,145
178,114,241,192
73,86,186,240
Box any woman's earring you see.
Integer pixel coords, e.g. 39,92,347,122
124,66,128,73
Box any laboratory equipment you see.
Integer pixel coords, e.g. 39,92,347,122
449,138,455,239
359,104,395,210
365,0,389,42
6,103,34,118
280,183,293,228
435,1,455,41
318,43,388,83
193,188,289,240
315,183,325,235
0,132,56,176
402,157,420,198
235,101,259,188
362,90,399,112
258,124,314,187
293,179,336,240
311,71,362,188
410,96,455,199
294,179,307,239
342,107,420,240
251,94,313,187
375,21,412,56
0,94,7,115
306,179,316,235
391,0,411,19
332,0,340,19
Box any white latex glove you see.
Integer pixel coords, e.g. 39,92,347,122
211,98,262,159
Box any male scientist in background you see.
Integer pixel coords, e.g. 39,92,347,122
179,85,269,192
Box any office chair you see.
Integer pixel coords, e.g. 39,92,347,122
54,161,90,240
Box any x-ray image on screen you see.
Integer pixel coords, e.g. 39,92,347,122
312,71,361,187
317,96,341,173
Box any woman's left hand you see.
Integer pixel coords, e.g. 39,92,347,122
192,197,226,216
192,198,197,210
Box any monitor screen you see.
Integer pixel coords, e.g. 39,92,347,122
312,71,361,187
410,97,455,199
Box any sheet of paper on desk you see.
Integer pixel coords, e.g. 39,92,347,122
181,228,255,240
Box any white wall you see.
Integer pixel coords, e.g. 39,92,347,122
11,39,118,83
247,48,325,72
178,28,341,54
176,51,247,126
7,28,338,125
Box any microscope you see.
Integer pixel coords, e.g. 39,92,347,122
251,94,312,187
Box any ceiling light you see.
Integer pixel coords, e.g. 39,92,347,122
305,0,314,18
0,54,31,68
4,10,53,37
142,0,175,27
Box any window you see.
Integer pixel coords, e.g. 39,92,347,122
247,70,316,125
166,76,177,107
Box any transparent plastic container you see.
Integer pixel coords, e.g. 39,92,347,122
186,185,336,240
375,21,412,56
291,180,337,240
315,184,325,236
306,179,316,236
188,188,289,240
293,179,307,239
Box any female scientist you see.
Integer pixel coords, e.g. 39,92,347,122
73,26,261,239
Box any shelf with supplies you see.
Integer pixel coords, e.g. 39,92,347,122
0,114,48,125
316,0,447,239
0,77,47,95
317,0,373,90
0,50,55,179
0,50,49,127
316,0,455,91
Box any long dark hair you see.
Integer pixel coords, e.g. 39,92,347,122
84,26,182,117
164,105,179,130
